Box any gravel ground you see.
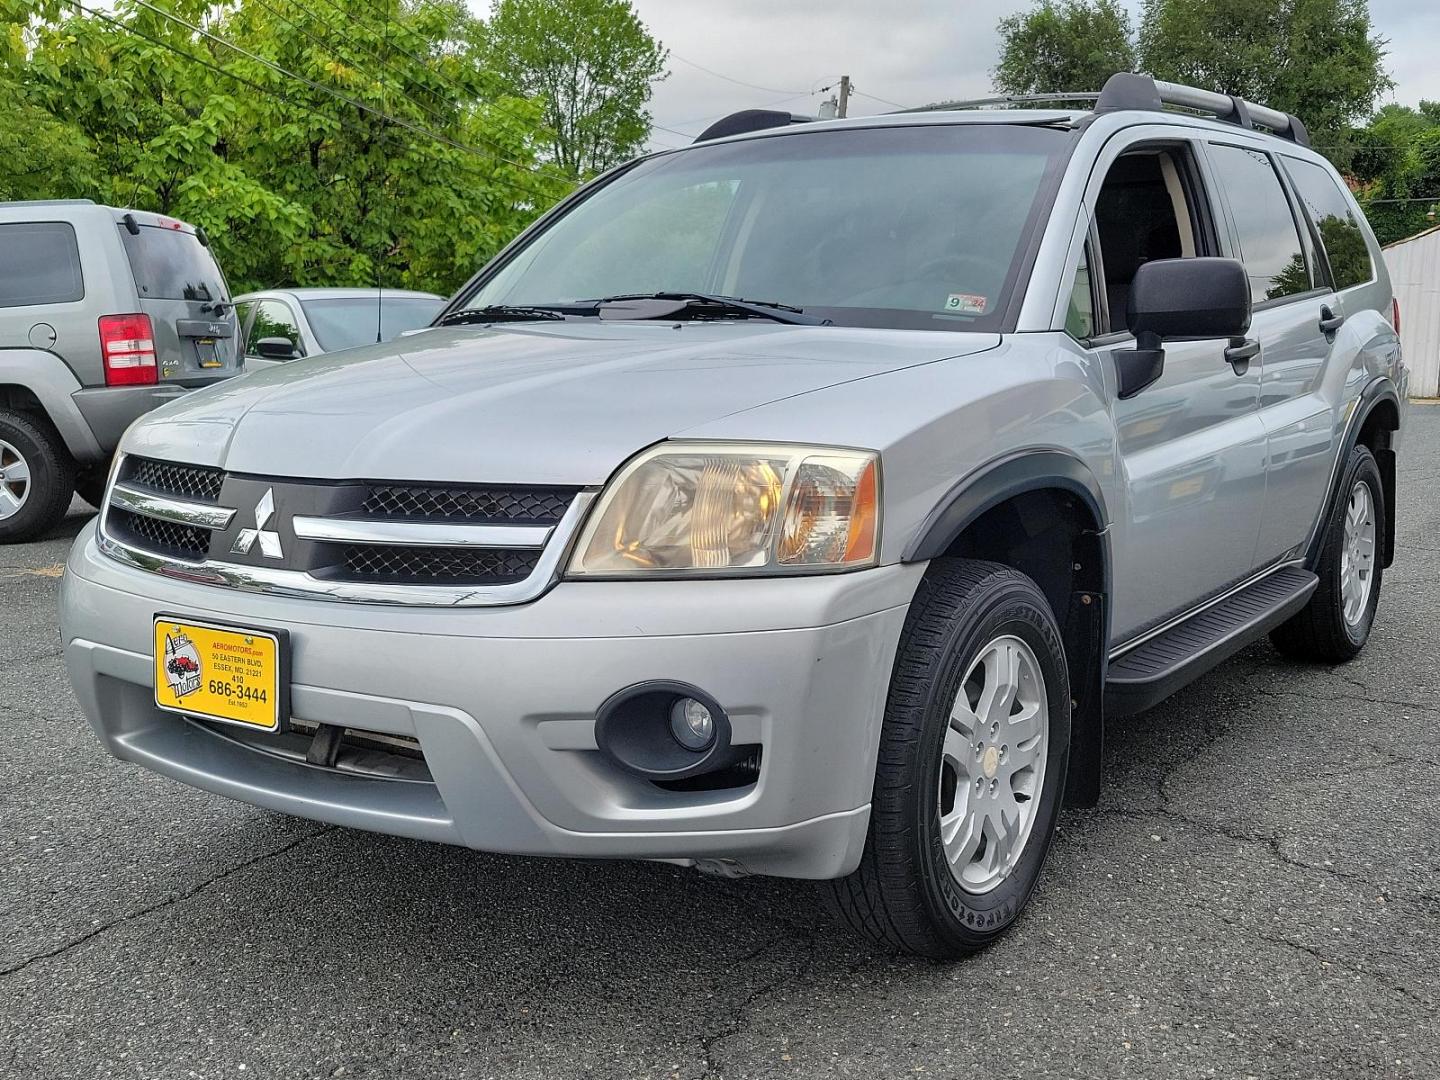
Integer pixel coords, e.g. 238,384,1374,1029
2,409,1437,1080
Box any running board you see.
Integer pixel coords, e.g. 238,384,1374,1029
1105,567,1318,716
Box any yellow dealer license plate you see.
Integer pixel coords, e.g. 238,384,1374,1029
154,616,288,732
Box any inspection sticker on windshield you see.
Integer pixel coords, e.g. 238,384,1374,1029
943,293,988,315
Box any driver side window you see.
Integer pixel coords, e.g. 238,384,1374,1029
1092,147,1209,334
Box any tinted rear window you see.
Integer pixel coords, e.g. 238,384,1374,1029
300,297,445,352
1283,157,1375,291
1206,145,1311,304
120,225,229,302
0,222,84,308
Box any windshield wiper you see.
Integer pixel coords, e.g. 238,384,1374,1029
437,305,578,326
593,292,828,326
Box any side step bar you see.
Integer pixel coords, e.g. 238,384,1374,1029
1105,567,1318,716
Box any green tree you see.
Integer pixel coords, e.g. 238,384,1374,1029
1346,103,1440,244
1,0,573,294
484,0,667,177
1138,0,1390,144
993,0,1136,95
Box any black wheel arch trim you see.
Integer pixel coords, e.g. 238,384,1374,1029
901,449,1112,810
1305,376,1401,570
902,449,1110,565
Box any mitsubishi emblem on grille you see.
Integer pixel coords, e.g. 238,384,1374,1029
232,488,283,559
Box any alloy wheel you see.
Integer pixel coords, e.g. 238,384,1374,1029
937,633,1049,894
0,439,31,521
1340,479,1377,627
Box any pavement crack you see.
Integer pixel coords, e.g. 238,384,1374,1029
699,927,819,1079
0,825,335,979
1256,933,1434,1006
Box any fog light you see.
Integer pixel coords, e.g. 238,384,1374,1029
670,697,716,751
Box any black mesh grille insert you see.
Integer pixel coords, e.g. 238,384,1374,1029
361,484,575,524
109,508,211,559
339,545,541,585
123,457,225,503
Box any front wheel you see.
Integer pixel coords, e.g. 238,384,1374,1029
825,559,1071,959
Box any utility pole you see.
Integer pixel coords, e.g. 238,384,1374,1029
837,75,851,118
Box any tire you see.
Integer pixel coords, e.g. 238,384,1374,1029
825,558,1071,959
0,410,75,544
1270,444,1385,663
75,463,111,510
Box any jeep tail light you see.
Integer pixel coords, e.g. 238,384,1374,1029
99,313,158,386
1392,298,1401,337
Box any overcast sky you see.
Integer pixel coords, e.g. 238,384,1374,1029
626,0,1440,148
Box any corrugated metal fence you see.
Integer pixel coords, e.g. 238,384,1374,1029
1384,225,1440,398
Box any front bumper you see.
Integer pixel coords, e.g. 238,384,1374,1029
61,522,922,879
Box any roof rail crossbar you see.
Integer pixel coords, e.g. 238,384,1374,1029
900,92,1100,113
1096,73,1311,146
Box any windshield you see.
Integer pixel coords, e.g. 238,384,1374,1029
467,124,1071,331
300,296,445,352
120,225,229,303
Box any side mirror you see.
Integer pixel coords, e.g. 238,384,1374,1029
1115,257,1251,399
255,336,300,360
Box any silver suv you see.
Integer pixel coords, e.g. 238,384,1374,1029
60,76,1406,958
0,200,240,541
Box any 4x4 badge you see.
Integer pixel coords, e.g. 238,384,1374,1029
232,488,283,559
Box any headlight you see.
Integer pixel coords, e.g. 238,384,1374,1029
568,442,880,577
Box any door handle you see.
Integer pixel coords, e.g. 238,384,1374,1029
1319,305,1345,335
1224,336,1260,375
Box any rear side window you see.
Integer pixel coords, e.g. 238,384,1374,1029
1283,158,1375,291
0,222,84,308
1207,145,1311,304
120,225,228,302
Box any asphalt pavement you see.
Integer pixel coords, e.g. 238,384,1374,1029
3,410,1438,1079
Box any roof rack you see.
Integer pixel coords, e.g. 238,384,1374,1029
1092,72,1310,145
902,92,1100,112
688,73,1310,149
694,109,815,143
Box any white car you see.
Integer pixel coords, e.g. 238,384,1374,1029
234,287,445,366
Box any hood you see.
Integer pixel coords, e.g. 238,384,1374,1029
123,321,999,485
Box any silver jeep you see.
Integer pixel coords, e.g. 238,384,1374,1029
60,75,1406,958
0,201,241,540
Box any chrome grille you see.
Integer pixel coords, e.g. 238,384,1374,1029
361,484,576,524
122,457,224,503
108,507,211,559
99,453,596,607
340,544,542,584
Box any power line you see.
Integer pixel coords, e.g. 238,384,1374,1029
650,122,699,140
68,0,560,201
849,86,910,111
245,0,458,135
668,51,810,96
127,0,570,183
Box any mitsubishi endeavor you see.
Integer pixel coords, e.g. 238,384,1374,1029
60,75,1406,958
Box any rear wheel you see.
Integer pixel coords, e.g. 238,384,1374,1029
1271,445,1385,662
825,559,1071,958
0,411,74,543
